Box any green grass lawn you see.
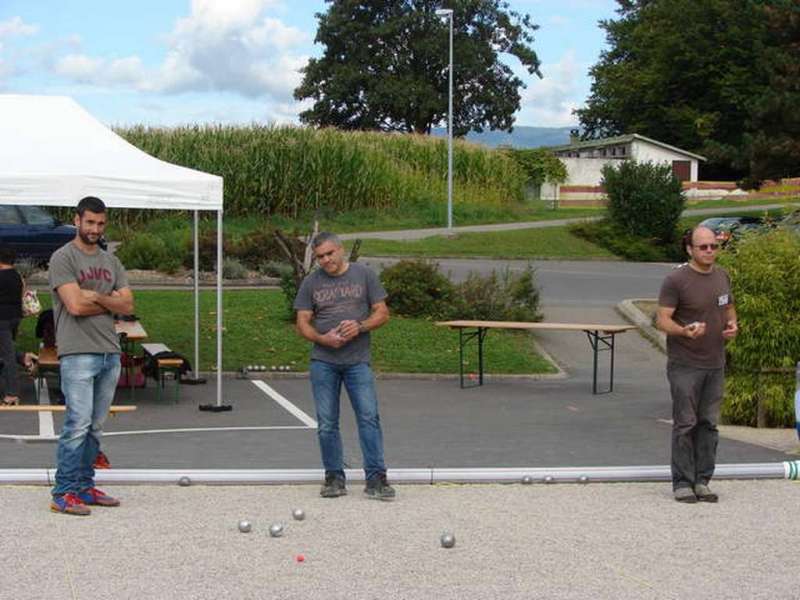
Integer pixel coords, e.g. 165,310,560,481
358,225,615,259
17,290,556,375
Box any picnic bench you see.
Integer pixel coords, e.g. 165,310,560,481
141,343,185,403
436,320,638,394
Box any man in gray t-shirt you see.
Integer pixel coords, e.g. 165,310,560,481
48,196,135,516
294,232,396,500
656,226,737,504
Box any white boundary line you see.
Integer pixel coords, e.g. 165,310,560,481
251,380,317,428
37,378,55,438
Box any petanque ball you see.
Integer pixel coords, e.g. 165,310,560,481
269,523,285,538
238,520,252,533
178,476,191,487
440,532,456,549
521,475,533,485
292,508,306,521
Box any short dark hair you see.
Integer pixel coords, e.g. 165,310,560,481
311,232,342,249
0,244,15,265
76,196,106,217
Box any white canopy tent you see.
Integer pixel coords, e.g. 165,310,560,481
0,94,227,408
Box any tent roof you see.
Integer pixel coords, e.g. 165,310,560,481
0,95,223,211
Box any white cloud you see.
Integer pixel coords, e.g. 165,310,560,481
0,16,39,38
47,0,310,105
517,50,584,126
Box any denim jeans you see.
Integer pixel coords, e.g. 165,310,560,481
667,361,724,491
52,353,121,497
310,360,386,480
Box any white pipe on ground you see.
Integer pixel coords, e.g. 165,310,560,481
0,462,797,485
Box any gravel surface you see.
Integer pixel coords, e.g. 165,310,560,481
4,480,800,600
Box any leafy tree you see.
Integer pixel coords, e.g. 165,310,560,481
576,0,770,179
294,0,541,135
742,1,800,184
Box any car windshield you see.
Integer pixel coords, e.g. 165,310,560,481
18,205,56,226
0,205,23,224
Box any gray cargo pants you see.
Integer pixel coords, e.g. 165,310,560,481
667,361,724,491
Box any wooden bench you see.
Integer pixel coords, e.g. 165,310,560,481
436,320,638,395
141,343,185,403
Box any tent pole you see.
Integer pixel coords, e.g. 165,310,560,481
193,211,200,378
198,209,230,412
216,210,223,407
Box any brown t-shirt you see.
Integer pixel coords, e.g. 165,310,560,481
658,264,734,369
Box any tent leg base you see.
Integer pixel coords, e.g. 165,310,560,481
198,404,232,412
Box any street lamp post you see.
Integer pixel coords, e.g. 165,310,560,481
436,8,454,231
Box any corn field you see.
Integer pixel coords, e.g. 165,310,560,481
110,124,526,223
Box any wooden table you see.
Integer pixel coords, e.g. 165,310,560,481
436,320,638,395
115,319,147,342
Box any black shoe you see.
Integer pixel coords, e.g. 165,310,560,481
320,473,347,498
364,474,396,501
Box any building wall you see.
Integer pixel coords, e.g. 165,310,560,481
630,141,698,181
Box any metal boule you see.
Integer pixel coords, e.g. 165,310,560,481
544,475,554,484
178,476,191,487
440,532,456,549
292,508,306,521
521,475,533,485
238,520,252,533
269,523,285,538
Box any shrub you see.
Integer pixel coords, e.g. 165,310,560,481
717,229,800,426
503,148,567,186
233,228,303,270
222,258,249,280
258,260,293,278
569,219,685,262
602,160,685,244
380,259,458,318
280,270,299,322
457,266,542,322
183,229,233,271
117,233,181,273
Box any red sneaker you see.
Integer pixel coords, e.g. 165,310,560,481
76,487,120,507
94,451,111,469
50,493,91,516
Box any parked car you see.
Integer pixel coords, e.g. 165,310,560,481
0,204,77,264
697,216,765,245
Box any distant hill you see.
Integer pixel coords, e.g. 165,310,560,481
431,125,575,148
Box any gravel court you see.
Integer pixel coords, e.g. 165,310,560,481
3,480,800,600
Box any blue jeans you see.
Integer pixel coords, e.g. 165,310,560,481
310,360,386,480
52,353,121,497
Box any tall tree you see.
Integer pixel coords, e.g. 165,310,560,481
294,0,541,135
743,1,800,184
576,0,770,179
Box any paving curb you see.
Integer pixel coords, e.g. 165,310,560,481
616,298,666,354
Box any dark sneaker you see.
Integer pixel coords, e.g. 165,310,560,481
320,474,347,498
694,483,719,503
674,487,697,504
76,487,121,507
50,493,91,516
364,474,396,501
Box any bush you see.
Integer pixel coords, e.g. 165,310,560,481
569,219,685,262
280,271,299,322
233,228,303,270
717,229,800,426
602,160,685,244
503,148,567,186
117,233,181,273
183,229,233,272
380,259,458,318
222,258,249,280
258,260,293,278
457,266,543,322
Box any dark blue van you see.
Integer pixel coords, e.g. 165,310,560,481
0,204,76,264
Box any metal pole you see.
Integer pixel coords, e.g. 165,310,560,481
193,211,200,379
2,462,799,485
446,11,454,231
216,210,223,407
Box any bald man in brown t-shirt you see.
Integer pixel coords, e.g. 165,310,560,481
657,226,738,504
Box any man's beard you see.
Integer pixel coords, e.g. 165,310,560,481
78,231,99,246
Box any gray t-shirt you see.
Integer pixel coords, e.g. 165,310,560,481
293,262,387,365
49,242,129,357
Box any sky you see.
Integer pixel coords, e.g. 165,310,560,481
0,0,619,129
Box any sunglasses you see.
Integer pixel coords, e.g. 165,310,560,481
693,243,719,251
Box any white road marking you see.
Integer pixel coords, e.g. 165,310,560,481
37,378,55,438
251,380,318,428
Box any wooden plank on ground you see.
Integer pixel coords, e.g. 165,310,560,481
0,405,137,413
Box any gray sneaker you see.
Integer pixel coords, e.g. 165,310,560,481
364,474,396,501
694,483,719,503
674,487,698,503
320,474,347,498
